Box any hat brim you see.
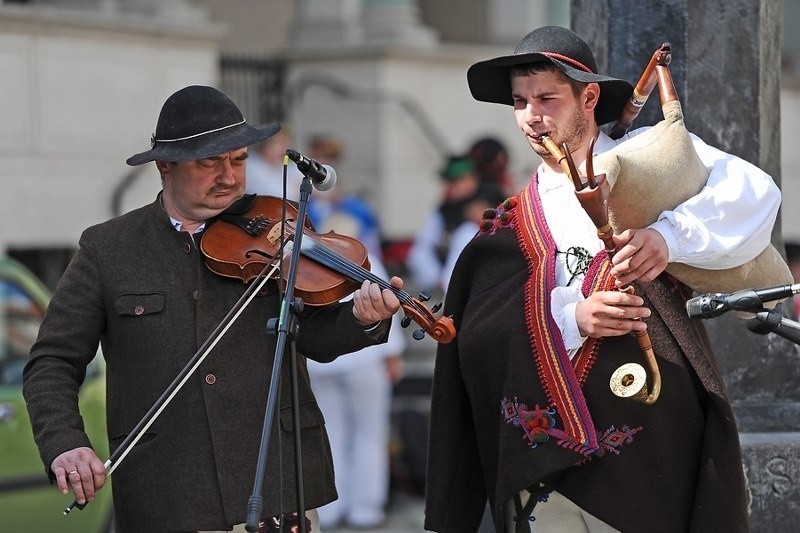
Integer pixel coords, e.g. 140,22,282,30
467,52,633,126
126,122,281,166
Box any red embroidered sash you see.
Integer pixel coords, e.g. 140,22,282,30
513,178,617,455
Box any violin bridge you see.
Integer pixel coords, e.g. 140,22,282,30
266,222,286,245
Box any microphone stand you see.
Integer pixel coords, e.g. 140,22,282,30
746,305,800,346
246,176,315,533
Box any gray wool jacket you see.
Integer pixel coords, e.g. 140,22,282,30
23,196,389,532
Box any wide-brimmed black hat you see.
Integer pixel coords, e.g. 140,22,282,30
467,26,633,126
126,85,281,166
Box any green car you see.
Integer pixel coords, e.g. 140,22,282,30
0,257,113,531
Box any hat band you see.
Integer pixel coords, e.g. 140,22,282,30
541,52,593,74
151,119,247,147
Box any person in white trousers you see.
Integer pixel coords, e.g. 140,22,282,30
307,255,407,530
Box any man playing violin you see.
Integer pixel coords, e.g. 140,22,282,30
22,85,402,532
424,26,781,532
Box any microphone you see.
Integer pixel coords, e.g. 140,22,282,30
686,283,800,319
285,149,337,191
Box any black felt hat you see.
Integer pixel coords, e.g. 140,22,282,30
467,26,633,126
126,85,281,166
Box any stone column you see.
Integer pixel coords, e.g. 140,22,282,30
571,1,799,529
361,0,437,48
289,0,365,47
289,0,437,49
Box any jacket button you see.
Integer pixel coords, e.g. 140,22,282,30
205,374,216,385
184,243,192,254
134,305,145,315
193,290,200,300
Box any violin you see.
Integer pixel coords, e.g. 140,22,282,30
200,195,456,343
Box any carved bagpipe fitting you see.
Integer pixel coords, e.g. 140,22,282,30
537,133,661,405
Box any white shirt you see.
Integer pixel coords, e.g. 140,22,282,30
544,129,781,353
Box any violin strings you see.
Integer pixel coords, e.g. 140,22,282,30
301,241,435,317
268,220,435,320
301,241,409,298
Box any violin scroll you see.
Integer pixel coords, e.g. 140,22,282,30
400,296,456,343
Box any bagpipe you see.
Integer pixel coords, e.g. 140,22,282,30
588,43,792,295
540,43,793,404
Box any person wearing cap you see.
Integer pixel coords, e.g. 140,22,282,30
424,26,780,532
406,154,506,294
22,85,402,532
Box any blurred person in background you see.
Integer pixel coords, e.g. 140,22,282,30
468,136,519,197
305,134,383,260
249,131,404,530
406,154,505,294
246,127,304,201
306,254,406,530
440,186,507,294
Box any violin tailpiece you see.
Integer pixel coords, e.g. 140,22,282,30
217,212,268,236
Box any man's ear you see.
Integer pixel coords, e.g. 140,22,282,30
155,160,170,174
584,83,601,112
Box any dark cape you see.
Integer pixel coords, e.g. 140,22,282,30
423,188,748,532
